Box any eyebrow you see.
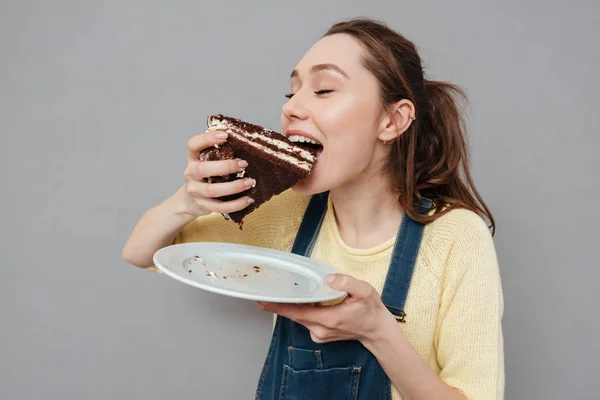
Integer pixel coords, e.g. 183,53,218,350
290,63,350,80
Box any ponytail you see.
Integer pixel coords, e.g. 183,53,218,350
407,80,496,234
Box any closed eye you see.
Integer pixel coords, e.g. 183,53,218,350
284,89,334,99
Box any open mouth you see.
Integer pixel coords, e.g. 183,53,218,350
287,135,324,158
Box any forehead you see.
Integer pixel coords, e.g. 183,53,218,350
293,34,366,77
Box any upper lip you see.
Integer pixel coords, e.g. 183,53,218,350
285,129,322,144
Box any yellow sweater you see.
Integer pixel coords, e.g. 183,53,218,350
155,189,504,399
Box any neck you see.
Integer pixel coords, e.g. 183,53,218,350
329,174,403,250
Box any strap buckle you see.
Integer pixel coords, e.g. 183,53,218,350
386,305,407,323
413,197,434,211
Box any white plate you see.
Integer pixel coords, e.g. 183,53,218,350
153,242,347,303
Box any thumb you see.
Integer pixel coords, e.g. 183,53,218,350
326,274,372,299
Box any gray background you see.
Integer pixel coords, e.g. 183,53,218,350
1,0,598,399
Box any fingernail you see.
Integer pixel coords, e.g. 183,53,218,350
238,160,248,168
245,178,256,187
247,198,255,204
326,274,336,283
254,302,265,310
215,132,228,139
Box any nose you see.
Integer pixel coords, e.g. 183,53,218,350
282,94,309,122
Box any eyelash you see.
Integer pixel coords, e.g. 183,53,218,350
285,89,334,99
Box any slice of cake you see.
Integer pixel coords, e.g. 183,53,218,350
200,114,320,228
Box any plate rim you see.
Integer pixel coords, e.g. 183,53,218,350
152,242,347,303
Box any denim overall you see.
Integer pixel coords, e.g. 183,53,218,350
255,191,429,400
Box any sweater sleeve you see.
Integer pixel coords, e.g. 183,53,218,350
434,211,505,399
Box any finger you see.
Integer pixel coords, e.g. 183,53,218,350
257,302,310,321
193,195,255,214
326,274,374,299
257,302,334,327
187,130,228,159
186,177,256,199
188,159,248,181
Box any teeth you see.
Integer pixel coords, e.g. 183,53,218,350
288,134,321,145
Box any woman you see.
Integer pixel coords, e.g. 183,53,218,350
123,18,504,400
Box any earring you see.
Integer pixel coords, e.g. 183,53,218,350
411,115,416,121
383,136,388,145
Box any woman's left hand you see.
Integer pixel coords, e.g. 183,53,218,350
255,274,396,345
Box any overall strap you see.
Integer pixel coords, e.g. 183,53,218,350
290,191,330,257
380,201,431,323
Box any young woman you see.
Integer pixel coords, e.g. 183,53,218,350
123,18,504,400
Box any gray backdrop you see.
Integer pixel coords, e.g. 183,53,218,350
1,0,598,399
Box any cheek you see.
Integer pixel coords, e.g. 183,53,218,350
318,97,377,160
318,97,362,133
317,94,378,143
326,141,373,173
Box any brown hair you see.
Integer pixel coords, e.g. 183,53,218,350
324,18,496,234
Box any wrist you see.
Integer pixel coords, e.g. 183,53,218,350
361,308,401,351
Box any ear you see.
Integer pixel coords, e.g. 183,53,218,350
377,99,416,143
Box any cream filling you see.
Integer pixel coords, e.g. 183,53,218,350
208,119,316,163
207,121,315,171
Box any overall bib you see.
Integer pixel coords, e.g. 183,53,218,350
255,192,428,400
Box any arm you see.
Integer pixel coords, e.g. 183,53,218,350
363,319,466,400
122,185,202,268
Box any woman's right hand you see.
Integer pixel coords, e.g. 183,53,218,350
181,130,256,217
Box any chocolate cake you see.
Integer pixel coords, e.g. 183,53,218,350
199,114,320,228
